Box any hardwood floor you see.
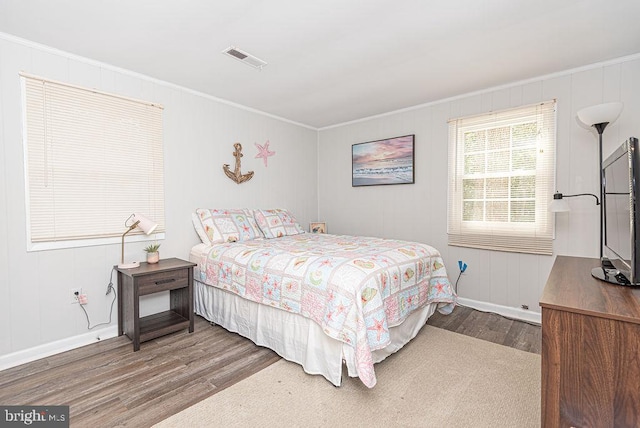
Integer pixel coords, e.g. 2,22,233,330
0,306,540,427
427,304,541,354
0,317,279,427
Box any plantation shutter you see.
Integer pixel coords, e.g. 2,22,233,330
21,73,165,249
447,100,556,255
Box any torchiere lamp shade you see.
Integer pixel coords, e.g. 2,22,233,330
577,102,623,127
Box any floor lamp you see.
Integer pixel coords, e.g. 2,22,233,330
576,101,623,264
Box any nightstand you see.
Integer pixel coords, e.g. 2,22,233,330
116,257,197,351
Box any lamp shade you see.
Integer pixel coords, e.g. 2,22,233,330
132,212,158,235
118,213,158,269
577,102,623,127
549,198,570,212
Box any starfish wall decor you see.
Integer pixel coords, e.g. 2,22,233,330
223,143,254,184
255,140,275,167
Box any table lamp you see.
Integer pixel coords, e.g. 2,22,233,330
119,213,158,269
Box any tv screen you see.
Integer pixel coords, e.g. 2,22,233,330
604,150,631,262
602,137,640,285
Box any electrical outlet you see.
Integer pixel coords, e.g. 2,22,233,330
70,287,82,304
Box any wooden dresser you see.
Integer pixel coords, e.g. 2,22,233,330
540,256,640,427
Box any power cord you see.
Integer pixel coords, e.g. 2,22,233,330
454,260,467,293
454,271,462,294
77,268,117,330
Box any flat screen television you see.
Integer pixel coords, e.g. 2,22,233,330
595,136,640,286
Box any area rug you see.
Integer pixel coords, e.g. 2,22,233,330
154,326,540,427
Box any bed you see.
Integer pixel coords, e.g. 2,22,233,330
189,208,456,388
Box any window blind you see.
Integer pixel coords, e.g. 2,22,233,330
21,73,165,249
447,100,556,255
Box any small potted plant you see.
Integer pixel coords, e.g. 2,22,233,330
144,243,161,264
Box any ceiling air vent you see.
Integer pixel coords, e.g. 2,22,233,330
222,46,267,70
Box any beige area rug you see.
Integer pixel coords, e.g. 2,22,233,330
155,326,540,428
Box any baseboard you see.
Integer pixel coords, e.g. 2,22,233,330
0,299,539,371
456,297,541,325
0,326,118,371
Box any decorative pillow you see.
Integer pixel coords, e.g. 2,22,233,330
191,212,211,244
194,208,263,244
254,209,305,239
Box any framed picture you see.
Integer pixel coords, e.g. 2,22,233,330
352,134,415,186
310,222,326,234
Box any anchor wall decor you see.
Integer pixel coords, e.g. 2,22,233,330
223,143,254,184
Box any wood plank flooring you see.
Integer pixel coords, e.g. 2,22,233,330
427,304,541,354
0,317,279,427
0,306,540,427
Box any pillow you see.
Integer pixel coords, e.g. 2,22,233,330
194,208,263,244
191,212,210,244
254,209,305,239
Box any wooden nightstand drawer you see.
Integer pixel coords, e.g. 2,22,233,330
138,269,188,295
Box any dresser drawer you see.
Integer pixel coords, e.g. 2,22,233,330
137,268,189,295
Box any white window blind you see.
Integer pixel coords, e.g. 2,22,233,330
447,100,556,255
21,73,165,250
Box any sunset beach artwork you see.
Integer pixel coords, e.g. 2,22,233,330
352,135,415,186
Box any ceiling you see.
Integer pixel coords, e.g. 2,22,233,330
1,1,640,129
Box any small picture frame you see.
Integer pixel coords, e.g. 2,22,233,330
310,222,326,234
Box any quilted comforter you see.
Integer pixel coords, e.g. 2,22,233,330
193,233,456,387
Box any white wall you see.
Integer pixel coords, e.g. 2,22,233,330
0,35,318,364
2,30,639,366
318,54,640,315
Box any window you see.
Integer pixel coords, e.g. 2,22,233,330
447,100,556,255
21,73,165,250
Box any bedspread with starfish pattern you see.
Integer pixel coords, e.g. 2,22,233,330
193,233,456,387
